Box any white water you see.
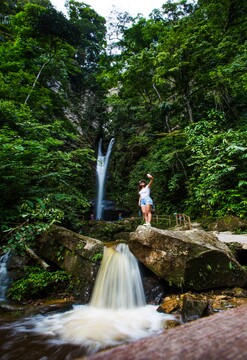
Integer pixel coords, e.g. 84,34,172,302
0,252,10,300
90,243,146,309
34,304,176,354
30,244,178,355
96,138,115,220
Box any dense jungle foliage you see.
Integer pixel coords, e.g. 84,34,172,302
0,0,246,251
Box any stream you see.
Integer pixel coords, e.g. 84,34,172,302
0,245,177,360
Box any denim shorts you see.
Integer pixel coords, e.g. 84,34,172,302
140,197,153,206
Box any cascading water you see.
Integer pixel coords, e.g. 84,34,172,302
0,252,10,300
0,245,178,359
31,244,176,353
95,138,115,220
90,243,146,309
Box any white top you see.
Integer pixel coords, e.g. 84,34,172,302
139,185,151,199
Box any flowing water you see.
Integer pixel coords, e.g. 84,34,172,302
90,243,146,309
95,138,115,220
0,244,176,359
0,252,11,300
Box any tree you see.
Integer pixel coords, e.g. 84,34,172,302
185,115,247,218
0,1,107,234
98,0,247,218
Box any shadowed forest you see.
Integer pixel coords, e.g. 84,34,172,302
0,0,246,248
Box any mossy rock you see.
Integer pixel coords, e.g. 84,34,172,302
207,216,247,232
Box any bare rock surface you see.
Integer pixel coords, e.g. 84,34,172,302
83,304,247,360
128,226,247,290
216,232,247,246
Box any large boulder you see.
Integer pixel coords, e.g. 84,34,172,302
206,215,247,232
128,226,247,290
37,225,104,303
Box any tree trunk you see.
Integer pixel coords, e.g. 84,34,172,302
24,59,51,105
25,246,50,270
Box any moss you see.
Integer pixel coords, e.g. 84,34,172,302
207,216,247,232
78,219,141,241
7,267,72,302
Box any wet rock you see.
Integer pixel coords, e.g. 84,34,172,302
223,287,247,298
158,288,247,321
181,293,209,322
158,293,210,322
142,276,165,305
0,299,76,319
210,295,232,312
0,302,27,315
25,300,75,316
129,226,247,291
165,318,181,329
157,296,181,314
6,252,30,282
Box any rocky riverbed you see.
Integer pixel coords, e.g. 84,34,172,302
1,285,247,324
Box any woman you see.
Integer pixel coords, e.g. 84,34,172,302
138,174,154,226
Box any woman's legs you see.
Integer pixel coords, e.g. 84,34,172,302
141,206,147,223
146,205,152,224
141,205,152,225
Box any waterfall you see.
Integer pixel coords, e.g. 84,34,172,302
95,138,115,220
12,244,178,357
0,252,10,300
90,244,146,309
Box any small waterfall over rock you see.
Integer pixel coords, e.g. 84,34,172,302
95,138,115,220
90,244,146,309
0,252,10,300
2,245,177,358
28,244,176,355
